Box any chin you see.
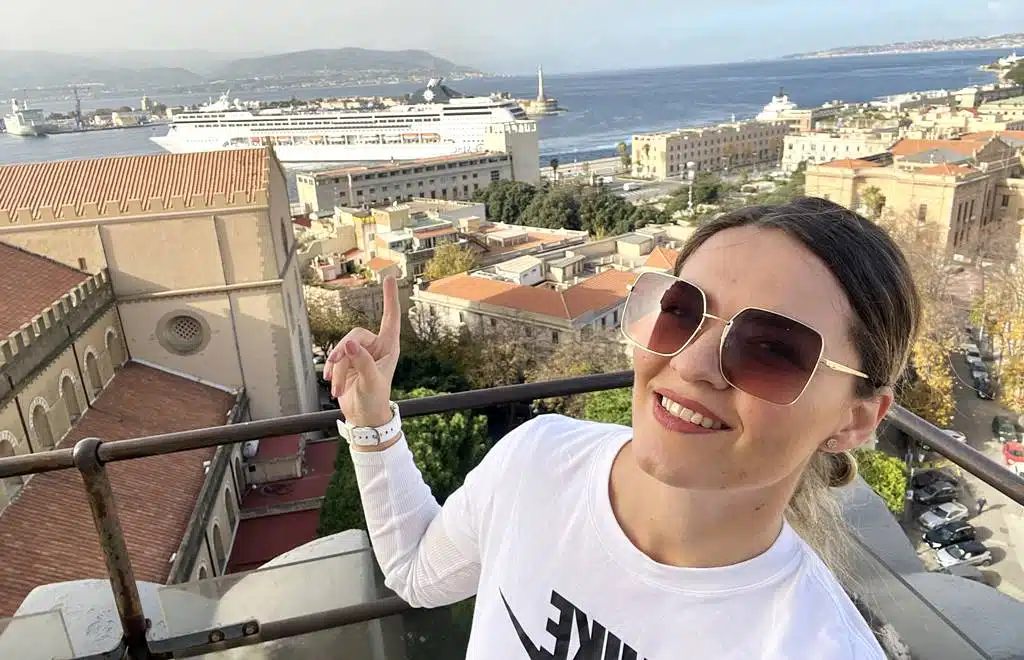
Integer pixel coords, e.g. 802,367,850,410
630,409,740,490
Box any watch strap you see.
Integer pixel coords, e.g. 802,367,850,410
338,401,402,446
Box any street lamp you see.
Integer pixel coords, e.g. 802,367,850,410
686,161,697,214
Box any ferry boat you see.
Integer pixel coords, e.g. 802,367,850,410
151,79,534,163
3,99,50,137
755,88,799,121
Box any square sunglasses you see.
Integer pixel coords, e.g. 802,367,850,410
620,271,869,405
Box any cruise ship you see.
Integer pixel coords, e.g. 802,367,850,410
151,79,533,163
3,99,50,137
755,88,799,121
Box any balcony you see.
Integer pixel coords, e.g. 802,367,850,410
0,372,1023,659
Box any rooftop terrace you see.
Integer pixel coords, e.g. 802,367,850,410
0,373,1023,659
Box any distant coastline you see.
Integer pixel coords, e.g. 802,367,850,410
785,33,1024,61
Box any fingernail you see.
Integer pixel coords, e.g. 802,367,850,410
345,340,356,355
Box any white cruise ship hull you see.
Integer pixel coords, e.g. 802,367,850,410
4,118,41,137
150,135,480,163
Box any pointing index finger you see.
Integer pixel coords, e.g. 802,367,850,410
377,275,401,348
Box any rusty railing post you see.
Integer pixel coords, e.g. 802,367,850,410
73,437,151,658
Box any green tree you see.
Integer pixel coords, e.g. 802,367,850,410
1007,62,1024,86
318,387,490,536
528,335,630,417
583,388,633,425
423,243,477,281
306,295,369,354
859,186,886,220
853,448,907,515
549,157,560,182
617,141,631,171
471,180,538,225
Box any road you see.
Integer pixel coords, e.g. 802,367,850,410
906,351,1024,600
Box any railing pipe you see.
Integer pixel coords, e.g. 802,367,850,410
72,438,151,659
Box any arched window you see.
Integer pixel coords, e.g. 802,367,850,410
85,351,101,396
106,329,126,367
0,436,23,505
198,565,209,580
212,522,226,570
31,404,54,450
225,489,237,529
61,375,81,423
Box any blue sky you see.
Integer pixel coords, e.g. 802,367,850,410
1,0,1022,73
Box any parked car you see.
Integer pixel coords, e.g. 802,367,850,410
973,373,995,400
918,501,970,530
992,415,1018,443
1003,441,1024,468
923,521,976,549
914,480,959,505
911,469,959,490
961,342,981,357
935,540,993,569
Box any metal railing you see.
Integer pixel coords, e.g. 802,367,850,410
0,370,1022,659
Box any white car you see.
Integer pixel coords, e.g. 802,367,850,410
966,355,984,369
961,342,981,356
918,501,970,530
943,430,967,444
935,541,993,569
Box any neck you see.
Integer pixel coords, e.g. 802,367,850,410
608,442,795,568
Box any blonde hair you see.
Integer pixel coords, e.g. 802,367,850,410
786,451,858,589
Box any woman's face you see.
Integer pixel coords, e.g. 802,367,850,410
630,225,890,491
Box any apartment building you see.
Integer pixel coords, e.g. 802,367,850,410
0,148,317,420
410,224,694,342
297,152,514,214
782,132,896,173
805,135,1024,255
901,105,1024,140
632,120,789,180
296,120,541,214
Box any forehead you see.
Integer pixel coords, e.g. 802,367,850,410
677,225,853,342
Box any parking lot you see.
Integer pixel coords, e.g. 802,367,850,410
902,350,1024,600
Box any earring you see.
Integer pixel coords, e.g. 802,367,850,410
824,437,838,451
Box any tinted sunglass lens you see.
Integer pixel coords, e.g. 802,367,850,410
623,273,705,354
721,309,824,405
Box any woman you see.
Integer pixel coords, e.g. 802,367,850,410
325,197,920,659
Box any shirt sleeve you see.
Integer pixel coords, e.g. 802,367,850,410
349,418,537,608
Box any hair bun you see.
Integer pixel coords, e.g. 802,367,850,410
828,451,858,488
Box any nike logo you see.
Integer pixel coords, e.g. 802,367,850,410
500,589,647,660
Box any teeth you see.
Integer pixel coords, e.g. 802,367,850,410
660,396,723,430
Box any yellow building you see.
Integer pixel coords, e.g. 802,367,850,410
0,148,317,420
632,120,789,180
782,132,896,173
805,136,1024,254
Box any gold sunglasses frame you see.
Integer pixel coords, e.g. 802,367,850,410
620,271,869,405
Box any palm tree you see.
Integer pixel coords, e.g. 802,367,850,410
549,157,560,182
616,142,631,172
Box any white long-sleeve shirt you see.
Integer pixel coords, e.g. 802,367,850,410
350,414,885,660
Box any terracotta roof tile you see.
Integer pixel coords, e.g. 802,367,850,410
0,363,236,616
644,247,680,270
366,257,398,271
819,159,883,169
890,139,985,157
0,149,270,219
426,268,636,321
917,163,976,176
0,242,90,337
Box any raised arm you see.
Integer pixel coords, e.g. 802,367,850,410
323,276,481,607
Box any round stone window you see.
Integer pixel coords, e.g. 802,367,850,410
158,313,209,355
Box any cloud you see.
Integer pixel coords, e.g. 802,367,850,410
988,1,1003,12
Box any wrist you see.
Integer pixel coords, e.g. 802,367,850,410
344,407,395,429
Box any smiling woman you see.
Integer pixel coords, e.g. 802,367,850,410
328,197,921,659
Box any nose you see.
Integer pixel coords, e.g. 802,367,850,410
667,317,731,391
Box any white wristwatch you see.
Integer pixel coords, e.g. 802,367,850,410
337,401,402,446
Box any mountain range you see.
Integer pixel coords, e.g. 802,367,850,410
0,48,481,92
785,33,1024,60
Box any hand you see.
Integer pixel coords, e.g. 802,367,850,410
323,275,401,432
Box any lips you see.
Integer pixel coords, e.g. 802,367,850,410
653,390,730,434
